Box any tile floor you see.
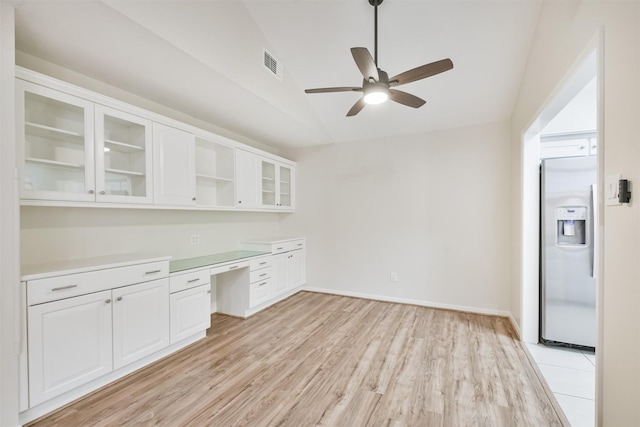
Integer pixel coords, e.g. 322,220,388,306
525,343,596,427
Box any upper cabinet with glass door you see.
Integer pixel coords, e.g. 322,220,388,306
260,159,295,210
95,106,152,204
17,80,96,202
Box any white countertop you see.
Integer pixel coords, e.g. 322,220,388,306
21,253,172,281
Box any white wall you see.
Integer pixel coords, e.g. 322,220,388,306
21,208,282,265
510,1,640,425
282,121,512,315
0,3,19,426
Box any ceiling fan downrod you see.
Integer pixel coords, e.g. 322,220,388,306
369,0,383,66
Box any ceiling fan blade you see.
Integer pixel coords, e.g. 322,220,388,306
351,47,379,81
389,58,453,86
346,97,366,117
305,87,361,94
389,89,426,108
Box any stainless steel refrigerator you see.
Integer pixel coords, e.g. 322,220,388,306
540,155,597,349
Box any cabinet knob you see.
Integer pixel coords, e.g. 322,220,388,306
88,189,95,195
116,296,123,302
238,200,242,204
105,299,111,304
99,190,106,195
192,197,196,201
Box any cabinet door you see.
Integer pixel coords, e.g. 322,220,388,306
17,79,96,202
289,249,306,289
170,284,211,344
235,149,259,208
28,290,113,406
112,278,170,370
153,123,196,206
259,159,277,208
271,253,289,296
95,105,153,203
278,165,294,209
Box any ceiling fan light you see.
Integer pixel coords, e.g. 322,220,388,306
363,86,389,105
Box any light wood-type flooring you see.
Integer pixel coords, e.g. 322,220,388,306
27,291,564,426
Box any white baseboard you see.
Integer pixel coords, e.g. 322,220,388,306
302,286,512,318
508,313,522,339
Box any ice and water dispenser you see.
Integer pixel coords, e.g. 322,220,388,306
556,207,587,246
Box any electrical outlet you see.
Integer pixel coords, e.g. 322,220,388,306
190,234,200,245
390,272,398,282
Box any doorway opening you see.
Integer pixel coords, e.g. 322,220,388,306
520,46,601,427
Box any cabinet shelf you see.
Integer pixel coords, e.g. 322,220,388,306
262,190,275,194
26,122,83,141
196,173,233,183
25,157,84,169
105,168,145,177
262,177,275,182
104,139,144,153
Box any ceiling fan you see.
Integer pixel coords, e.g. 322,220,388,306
305,0,454,117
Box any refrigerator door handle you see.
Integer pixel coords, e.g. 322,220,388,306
591,183,598,278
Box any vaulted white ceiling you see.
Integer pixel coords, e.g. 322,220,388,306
14,0,542,150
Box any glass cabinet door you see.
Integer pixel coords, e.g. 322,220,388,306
278,165,293,208
260,160,277,207
95,105,153,203
17,80,95,202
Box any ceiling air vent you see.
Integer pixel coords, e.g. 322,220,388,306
263,49,283,81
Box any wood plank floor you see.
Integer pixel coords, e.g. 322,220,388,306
27,292,564,426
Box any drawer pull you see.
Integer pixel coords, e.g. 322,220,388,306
259,273,268,277
187,278,201,283
145,270,161,275
297,243,303,246
207,290,212,294
258,281,267,286
228,265,239,270
51,284,77,292
259,261,268,266
276,247,284,250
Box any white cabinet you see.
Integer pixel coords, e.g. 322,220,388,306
112,279,170,370
242,237,306,298
169,270,211,344
23,257,171,409
539,133,597,159
235,149,259,209
17,80,154,204
27,290,113,406
153,123,196,206
95,105,153,203
195,137,235,208
260,159,295,210
17,79,95,202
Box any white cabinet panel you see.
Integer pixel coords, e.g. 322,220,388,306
17,79,96,202
289,250,306,289
235,149,259,209
271,253,289,296
112,279,170,370
170,284,211,344
153,123,196,206
259,159,295,210
28,290,113,406
95,105,153,204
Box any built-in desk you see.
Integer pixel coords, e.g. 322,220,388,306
170,239,305,318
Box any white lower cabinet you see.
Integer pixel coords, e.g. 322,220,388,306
271,253,289,297
27,290,113,407
27,278,169,407
170,272,211,344
112,279,170,370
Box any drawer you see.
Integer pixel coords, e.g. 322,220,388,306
250,266,272,284
243,239,305,255
209,260,250,277
272,239,304,254
249,278,271,308
27,260,169,306
250,257,272,271
170,270,211,294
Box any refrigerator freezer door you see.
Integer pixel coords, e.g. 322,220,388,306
541,156,597,348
